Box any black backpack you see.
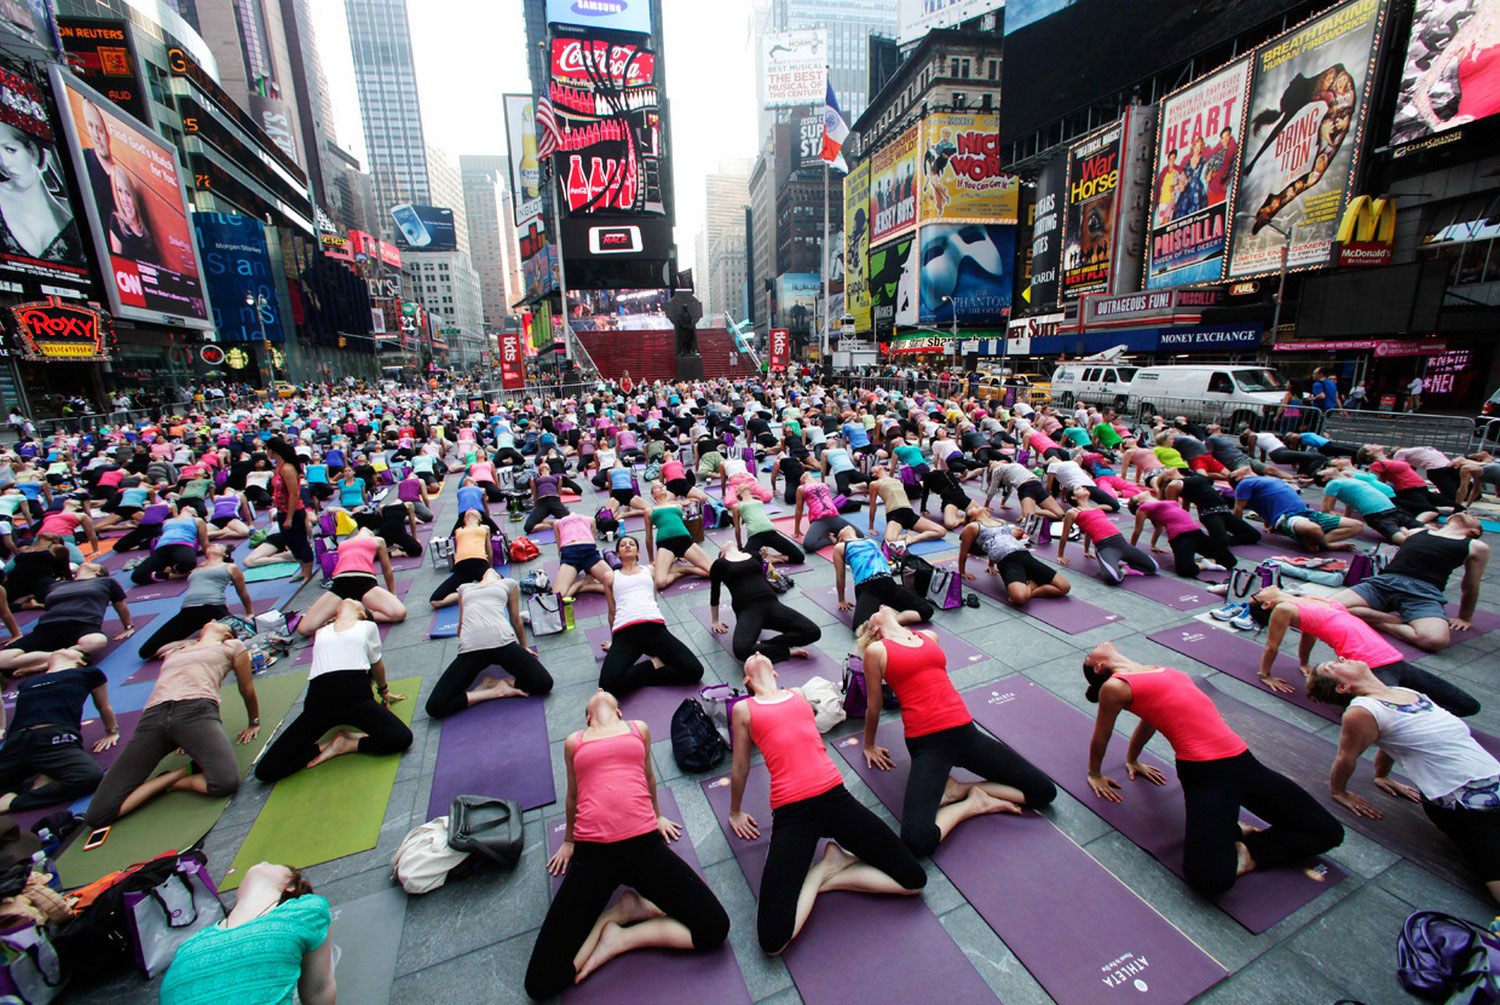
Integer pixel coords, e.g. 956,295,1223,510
670,698,727,773
53,850,205,981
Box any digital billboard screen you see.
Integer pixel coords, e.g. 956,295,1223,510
566,287,670,330
193,212,282,342
1389,0,1500,146
545,0,652,34
55,17,152,126
49,67,212,328
390,204,457,251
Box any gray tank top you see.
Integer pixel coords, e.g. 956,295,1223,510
183,564,232,608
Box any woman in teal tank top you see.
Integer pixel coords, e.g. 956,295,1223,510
643,481,712,589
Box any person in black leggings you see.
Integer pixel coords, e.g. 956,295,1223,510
709,543,820,662
430,511,493,607
6,535,69,607
255,599,412,782
425,571,554,718
1160,470,1262,547
137,546,256,659
522,463,571,534
598,537,704,697
833,528,934,630
354,495,422,557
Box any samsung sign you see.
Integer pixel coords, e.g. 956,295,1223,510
545,0,652,33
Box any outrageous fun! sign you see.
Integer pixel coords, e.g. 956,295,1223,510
1062,120,1123,298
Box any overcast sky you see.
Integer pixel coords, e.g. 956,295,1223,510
310,0,759,270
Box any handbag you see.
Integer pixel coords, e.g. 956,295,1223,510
683,501,705,543
429,536,455,570
841,654,900,718
1396,910,1500,1002
447,796,525,870
763,561,794,594
669,698,727,772
526,592,566,635
699,684,746,746
800,675,847,733
0,925,65,1004
519,570,552,595
897,553,935,596
391,816,469,894
122,854,226,977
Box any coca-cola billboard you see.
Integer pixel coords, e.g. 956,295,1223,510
551,39,655,87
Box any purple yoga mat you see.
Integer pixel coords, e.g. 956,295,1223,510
124,575,191,603
833,725,1227,1003
700,765,995,1004
545,787,752,1005
929,557,1122,634
1198,678,1491,897
5,708,142,833
686,605,844,687
583,625,702,736
1119,572,1219,610
802,583,986,664
962,678,1346,933
426,696,554,817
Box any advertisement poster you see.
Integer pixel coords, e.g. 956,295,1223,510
869,124,919,245
869,236,918,335
56,17,151,126
762,30,826,108
1027,154,1065,310
776,272,820,337
796,105,824,168
918,223,1015,324
844,161,870,332
1061,120,1123,298
0,64,92,294
549,35,665,215
899,0,1003,44
1110,103,1158,294
503,94,543,224
1148,59,1250,286
50,68,212,328
768,327,790,370
566,287,669,330
545,0,652,34
390,204,457,251
193,212,282,342
1228,0,1388,278
920,112,1019,224
498,327,525,388
1389,0,1500,146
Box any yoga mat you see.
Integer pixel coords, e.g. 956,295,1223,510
801,583,987,665
429,605,460,638
243,562,303,582
6,708,143,834
962,679,1346,932
905,537,955,557
584,625,702,736
294,621,395,666
425,696,555,818
543,561,609,619
1198,678,1491,897
330,886,407,1005
701,764,995,1004
220,675,421,891
686,604,843,687
1119,572,1219,611
54,670,308,889
124,575,191,603
833,724,1227,1003
545,787,752,1005
931,557,1122,634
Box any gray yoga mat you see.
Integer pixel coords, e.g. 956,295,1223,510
801,583,987,664
700,763,996,1004
833,723,1227,1003
544,787,752,1004
330,885,407,1005
961,678,1346,933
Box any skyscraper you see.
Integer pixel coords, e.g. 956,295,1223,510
461,155,523,331
703,159,752,321
425,143,470,256
344,0,429,237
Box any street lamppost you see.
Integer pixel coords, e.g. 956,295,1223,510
941,295,960,368
1258,218,1304,346
246,292,277,387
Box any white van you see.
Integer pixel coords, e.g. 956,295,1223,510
1048,361,1140,410
1126,365,1289,427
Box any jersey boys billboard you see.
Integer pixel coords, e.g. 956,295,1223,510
1227,0,1389,279
1147,58,1250,287
869,124,920,245
1061,120,1122,298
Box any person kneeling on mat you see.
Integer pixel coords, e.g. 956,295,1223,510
832,527,934,629
1082,642,1344,896
525,690,729,998
1306,657,1499,904
1127,493,1236,582
598,537,704,698
727,653,926,953
956,506,1069,607
1058,488,1158,584
0,563,134,683
84,621,260,829
426,569,553,718
255,598,412,782
709,541,821,662
1247,587,1479,716
858,607,1055,856
0,648,118,813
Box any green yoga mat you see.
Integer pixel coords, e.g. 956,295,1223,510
243,562,303,582
55,671,309,889
219,676,421,891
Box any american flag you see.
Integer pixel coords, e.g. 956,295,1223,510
535,97,560,160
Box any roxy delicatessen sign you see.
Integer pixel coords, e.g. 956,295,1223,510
9,298,116,361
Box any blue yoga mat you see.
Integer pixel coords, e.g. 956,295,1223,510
429,605,460,638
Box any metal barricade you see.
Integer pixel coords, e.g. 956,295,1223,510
1321,409,1477,455
1129,395,1326,437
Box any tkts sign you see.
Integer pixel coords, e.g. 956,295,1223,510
498,328,525,389
10,299,116,361
768,328,790,370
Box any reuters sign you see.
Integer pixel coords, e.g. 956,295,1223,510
1335,196,1395,268
10,299,115,361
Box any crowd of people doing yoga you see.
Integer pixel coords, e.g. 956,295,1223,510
0,368,1494,999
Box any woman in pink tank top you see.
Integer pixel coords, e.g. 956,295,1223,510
1082,642,1343,897
295,528,407,636
726,653,925,955
526,691,728,998
1247,587,1479,717
791,471,860,553
1058,487,1158,584
1127,494,1239,581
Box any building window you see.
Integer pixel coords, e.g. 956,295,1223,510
988,60,999,81
952,92,966,109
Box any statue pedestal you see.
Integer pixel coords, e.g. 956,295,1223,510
675,353,703,380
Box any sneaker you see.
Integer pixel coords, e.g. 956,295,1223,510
1206,583,1230,595
1210,601,1247,622
1229,608,1257,631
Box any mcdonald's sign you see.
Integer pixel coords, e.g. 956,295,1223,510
1335,196,1396,267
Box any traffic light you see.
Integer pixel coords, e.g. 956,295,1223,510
338,336,347,348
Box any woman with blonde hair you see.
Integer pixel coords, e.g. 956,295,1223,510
107,168,157,261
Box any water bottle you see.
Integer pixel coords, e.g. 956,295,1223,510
562,596,575,630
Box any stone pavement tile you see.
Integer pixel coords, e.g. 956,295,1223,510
315,864,405,910
1378,857,1498,921
961,619,1080,668
1284,884,1435,1005
667,775,734,869
1193,943,1347,1004
703,859,795,1001
391,928,536,1005
938,902,1054,1004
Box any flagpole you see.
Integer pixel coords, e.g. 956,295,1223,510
822,160,830,365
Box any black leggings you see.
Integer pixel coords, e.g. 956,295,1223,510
1394,485,1453,515
1198,509,1262,547
1092,535,1158,585
1176,750,1343,897
852,575,934,629
138,603,228,660
1374,660,1480,718
730,600,820,663
832,470,867,503
431,557,490,604
1267,448,1327,477
524,832,730,999
745,529,804,565
1422,799,1500,884
1167,530,1237,579
523,496,570,534
598,621,704,697
114,522,163,553
901,722,1056,857
254,670,413,782
1428,467,1461,501
802,515,857,552
759,784,925,953
425,643,555,718
131,543,197,585
0,726,102,811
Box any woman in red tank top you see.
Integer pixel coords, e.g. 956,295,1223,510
727,653,926,954
858,607,1056,857
1082,642,1343,896
293,528,408,637
526,690,728,999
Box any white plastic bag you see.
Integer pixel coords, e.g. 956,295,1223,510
801,676,847,733
391,816,469,894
